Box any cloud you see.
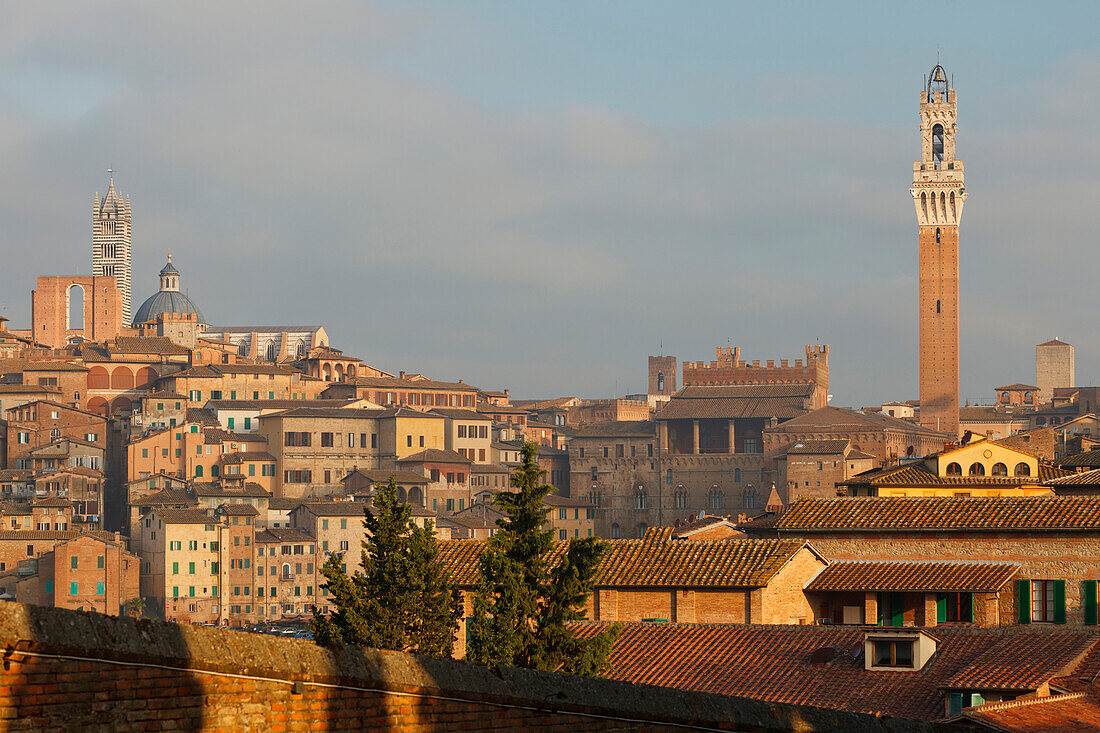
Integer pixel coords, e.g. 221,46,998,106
1,6,1099,405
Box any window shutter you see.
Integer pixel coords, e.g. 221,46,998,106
890,592,904,627
1054,579,1067,624
962,593,973,623
1084,580,1098,626
936,593,947,623
1017,579,1031,624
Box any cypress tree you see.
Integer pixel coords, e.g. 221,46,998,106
311,477,461,657
467,441,619,674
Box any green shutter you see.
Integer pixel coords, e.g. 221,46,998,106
1017,579,1031,624
936,593,947,623
1054,579,1067,624
890,592,904,627
1084,580,1098,625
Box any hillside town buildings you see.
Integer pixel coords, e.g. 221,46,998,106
6,62,1100,729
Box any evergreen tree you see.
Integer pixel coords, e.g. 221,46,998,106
311,477,461,657
467,441,620,675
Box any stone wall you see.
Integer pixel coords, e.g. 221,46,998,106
0,600,932,732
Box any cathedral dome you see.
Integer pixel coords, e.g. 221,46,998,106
132,254,205,327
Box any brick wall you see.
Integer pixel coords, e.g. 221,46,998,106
0,600,933,732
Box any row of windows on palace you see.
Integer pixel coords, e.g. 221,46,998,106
945,461,1032,476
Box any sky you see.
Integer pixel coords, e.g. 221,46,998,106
2,2,1100,405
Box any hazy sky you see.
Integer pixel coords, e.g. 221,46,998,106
3,2,1099,405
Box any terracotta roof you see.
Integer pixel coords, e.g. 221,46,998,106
1039,339,1073,347
0,530,114,541
775,496,1100,532
995,383,1039,392
805,560,1018,592
948,693,1100,732
397,448,470,464
573,421,655,438
427,408,491,421
130,488,197,507
765,405,947,437
348,375,479,392
31,497,72,508
215,503,259,516
255,527,314,543
218,451,276,464
20,361,87,372
110,336,191,355
186,408,219,425
267,498,301,511
0,384,61,394
470,463,511,475
657,385,811,421
1046,469,1100,487
154,509,214,524
206,399,355,410
568,622,1100,722
438,537,813,589
944,632,1099,690
784,439,851,455
1058,451,1100,469
295,502,370,517
840,462,1070,487
203,428,264,445
192,483,270,498
543,494,595,508
343,469,430,485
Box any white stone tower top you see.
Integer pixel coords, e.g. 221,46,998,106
911,65,967,227
93,171,133,322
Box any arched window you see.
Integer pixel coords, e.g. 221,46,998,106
637,523,648,538
968,462,985,476
936,227,941,244
396,486,407,503
211,464,219,478
634,489,647,510
67,285,85,331
281,563,291,579
591,466,598,481
50,428,61,440
611,523,620,539
742,485,757,509
991,462,1007,476
657,373,665,392
674,486,687,508
932,124,944,169
1001,392,1011,404
1024,392,1033,403
194,465,203,478
946,462,962,476
936,300,941,314
1014,463,1031,477
1037,417,1047,426
408,486,423,507
734,467,742,483
708,485,723,509
666,468,673,485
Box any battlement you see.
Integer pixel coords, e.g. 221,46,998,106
682,345,830,409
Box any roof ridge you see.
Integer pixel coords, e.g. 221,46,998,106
965,691,1086,714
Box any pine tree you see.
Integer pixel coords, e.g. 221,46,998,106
467,441,619,675
311,477,461,657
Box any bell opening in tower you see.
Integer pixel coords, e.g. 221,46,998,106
932,124,944,170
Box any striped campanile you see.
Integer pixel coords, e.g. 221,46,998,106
93,173,133,323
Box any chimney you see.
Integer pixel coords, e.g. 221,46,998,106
399,371,405,379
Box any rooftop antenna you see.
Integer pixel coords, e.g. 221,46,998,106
107,167,114,185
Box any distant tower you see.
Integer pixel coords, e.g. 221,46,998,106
93,173,133,323
648,355,677,406
911,64,966,436
1036,339,1074,405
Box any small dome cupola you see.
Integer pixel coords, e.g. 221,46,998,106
160,252,180,292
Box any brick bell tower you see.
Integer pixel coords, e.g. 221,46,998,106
912,64,966,436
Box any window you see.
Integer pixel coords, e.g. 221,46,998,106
1014,463,1030,477
742,485,757,509
610,523,620,539
559,529,566,540
634,489,647,510
96,582,104,596
71,556,78,569
674,487,687,508
968,462,985,476
321,432,334,447
947,693,986,716
991,462,1007,476
932,124,944,169
945,462,962,476
937,592,973,623
70,582,78,596
872,639,913,668
1026,580,1065,623
708,486,723,509
97,555,104,569
935,227,941,244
